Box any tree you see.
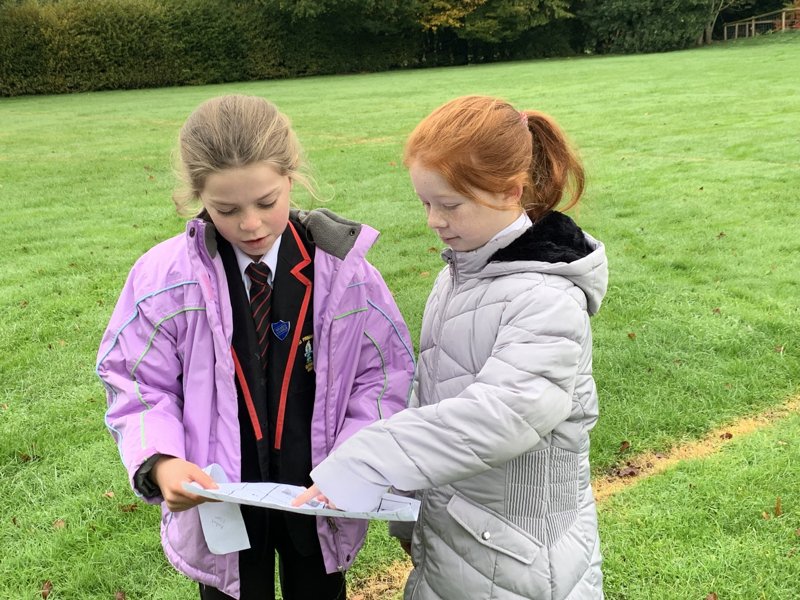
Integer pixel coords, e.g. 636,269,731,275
702,0,753,43
577,0,711,53
416,0,573,43
257,0,415,32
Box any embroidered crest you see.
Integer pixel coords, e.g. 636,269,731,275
301,334,314,372
271,320,290,341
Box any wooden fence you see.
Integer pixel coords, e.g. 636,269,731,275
724,7,800,40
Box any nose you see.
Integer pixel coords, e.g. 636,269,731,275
426,206,446,230
240,209,260,232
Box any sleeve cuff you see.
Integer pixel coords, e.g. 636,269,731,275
133,454,166,498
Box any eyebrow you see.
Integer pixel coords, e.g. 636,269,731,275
208,189,281,207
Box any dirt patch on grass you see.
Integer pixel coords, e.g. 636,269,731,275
350,558,412,600
594,395,800,502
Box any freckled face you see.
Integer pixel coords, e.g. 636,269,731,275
409,163,522,252
201,163,292,260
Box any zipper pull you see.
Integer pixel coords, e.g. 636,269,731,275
327,516,339,532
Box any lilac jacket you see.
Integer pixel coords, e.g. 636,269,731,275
97,209,415,598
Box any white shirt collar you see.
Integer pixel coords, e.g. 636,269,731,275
490,211,532,243
232,235,282,298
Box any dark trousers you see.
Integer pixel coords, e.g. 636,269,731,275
199,510,346,600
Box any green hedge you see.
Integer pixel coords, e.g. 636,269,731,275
6,0,706,96
0,0,422,96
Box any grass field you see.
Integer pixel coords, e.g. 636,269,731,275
1,32,798,599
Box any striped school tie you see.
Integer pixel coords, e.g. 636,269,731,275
245,262,272,369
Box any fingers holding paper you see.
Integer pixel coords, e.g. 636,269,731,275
292,483,337,509
152,456,219,512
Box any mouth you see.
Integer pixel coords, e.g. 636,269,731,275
244,236,267,245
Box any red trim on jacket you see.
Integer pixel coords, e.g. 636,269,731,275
231,347,262,441
274,220,313,450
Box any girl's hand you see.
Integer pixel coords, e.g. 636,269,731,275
151,456,218,512
292,484,337,509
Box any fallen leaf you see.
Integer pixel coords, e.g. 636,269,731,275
41,580,53,599
613,464,640,478
774,345,785,354
706,594,718,600
11,516,18,527
388,161,397,167
788,547,797,558
1,403,8,410
19,300,28,308
712,307,721,314
775,496,782,517
103,491,115,499
716,232,726,239
795,528,800,537
627,332,636,341
720,432,733,440
148,175,155,180
115,591,127,600
17,452,32,462
419,271,430,278
53,519,65,529
618,440,631,453
762,511,771,520
119,504,138,513
428,246,438,253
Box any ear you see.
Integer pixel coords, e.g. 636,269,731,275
502,184,523,206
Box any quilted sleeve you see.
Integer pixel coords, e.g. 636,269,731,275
312,284,587,511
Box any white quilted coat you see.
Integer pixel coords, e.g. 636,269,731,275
312,213,608,599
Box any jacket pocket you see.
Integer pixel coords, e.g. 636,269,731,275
446,493,542,565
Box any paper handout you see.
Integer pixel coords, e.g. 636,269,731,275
185,464,419,555
183,479,420,522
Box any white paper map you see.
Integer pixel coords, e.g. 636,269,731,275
183,480,420,522
182,464,419,555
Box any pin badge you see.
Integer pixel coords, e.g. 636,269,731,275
271,320,290,341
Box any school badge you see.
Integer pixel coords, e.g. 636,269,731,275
271,320,290,341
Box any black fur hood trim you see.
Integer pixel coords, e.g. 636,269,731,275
489,211,594,264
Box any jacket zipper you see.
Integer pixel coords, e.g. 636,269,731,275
327,515,345,571
428,256,457,401
408,490,428,599
326,318,345,570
